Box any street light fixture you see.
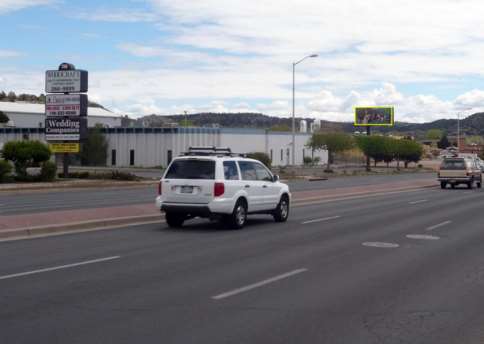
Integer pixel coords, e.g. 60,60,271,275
292,54,318,165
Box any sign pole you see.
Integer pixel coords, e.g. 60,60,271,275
45,62,88,178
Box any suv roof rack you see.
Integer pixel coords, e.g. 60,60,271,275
181,146,247,157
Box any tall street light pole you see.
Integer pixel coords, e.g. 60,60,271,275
292,54,318,165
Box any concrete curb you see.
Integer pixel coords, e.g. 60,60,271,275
0,183,437,242
0,214,163,241
0,180,158,194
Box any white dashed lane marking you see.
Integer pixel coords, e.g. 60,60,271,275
426,220,452,231
409,199,428,205
362,242,399,248
301,216,341,225
0,256,121,281
212,268,308,300
406,234,440,240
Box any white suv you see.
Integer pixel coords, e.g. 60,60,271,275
155,147,291,229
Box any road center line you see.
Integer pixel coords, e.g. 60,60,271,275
301,216,341,225
212,268,308,300
0,256,121,281
426,220,452,231
409,199,428,205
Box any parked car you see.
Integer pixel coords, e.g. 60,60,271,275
156,147,291,229
438,156,482,189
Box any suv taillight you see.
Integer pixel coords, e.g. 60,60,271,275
158,181,162,196
214,182,225,197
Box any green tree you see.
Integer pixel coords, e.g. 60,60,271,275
356,135,397,167
425,129,443,140
437,134,450,149
80,126,108,166
0,111,9,124
401,140,423,168
465,135,484,145
179,119,194,127
247,152,271,168
270,124,291,132
6,91,16,102
307,132,354,170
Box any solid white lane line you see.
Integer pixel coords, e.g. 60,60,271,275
406,234,440,240
212,268,308,300
426,220,452,231
409,199,428,205
362,242,399,248
301,216,341,225
0,256,121,281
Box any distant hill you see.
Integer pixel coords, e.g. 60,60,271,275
136,112,484,138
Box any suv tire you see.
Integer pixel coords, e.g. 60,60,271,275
273,195,289,222
227,199,247,229
440,182,446,189
165,212,185,228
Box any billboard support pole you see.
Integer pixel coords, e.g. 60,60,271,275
366,126,371,172
63,152,69,177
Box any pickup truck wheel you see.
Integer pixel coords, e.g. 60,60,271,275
440,182,446,189
165,212,185,228
227,200,247,229
273,195,289,222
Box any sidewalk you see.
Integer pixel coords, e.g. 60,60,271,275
0,179,436,240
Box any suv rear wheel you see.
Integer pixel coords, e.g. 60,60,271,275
165,212,185,228
273,195,289,222
226,199,247,229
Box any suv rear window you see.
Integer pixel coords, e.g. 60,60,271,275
441,159,467,170
165,159,215,179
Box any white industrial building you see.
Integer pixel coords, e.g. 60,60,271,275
0,102,122,128
0,127,327,167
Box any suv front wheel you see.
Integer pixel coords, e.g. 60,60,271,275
273,195,289,222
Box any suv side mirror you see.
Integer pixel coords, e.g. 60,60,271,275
272,174,279,182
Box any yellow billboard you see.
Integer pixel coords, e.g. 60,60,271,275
49,143,80,153
354,106,394,126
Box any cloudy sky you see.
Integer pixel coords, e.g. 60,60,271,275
2,0,484,122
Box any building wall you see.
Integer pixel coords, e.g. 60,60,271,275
0,127,328,168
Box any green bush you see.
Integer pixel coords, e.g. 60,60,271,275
0,159,12,183
39,161,57,182
2,140,51,179
110,170,138,181
58,171,90,179
303,156,313,165
247,152,271,168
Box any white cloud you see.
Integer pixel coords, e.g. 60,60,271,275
0,50,22,58
0,0,53,14
75,9,157,23
117,43,166,57
454,90,484,110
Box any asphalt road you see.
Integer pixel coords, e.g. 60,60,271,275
2,184,484,343
0,172,434,215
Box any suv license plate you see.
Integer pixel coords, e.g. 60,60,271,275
181,186,193,193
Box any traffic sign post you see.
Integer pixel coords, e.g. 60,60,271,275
44,63,88,177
